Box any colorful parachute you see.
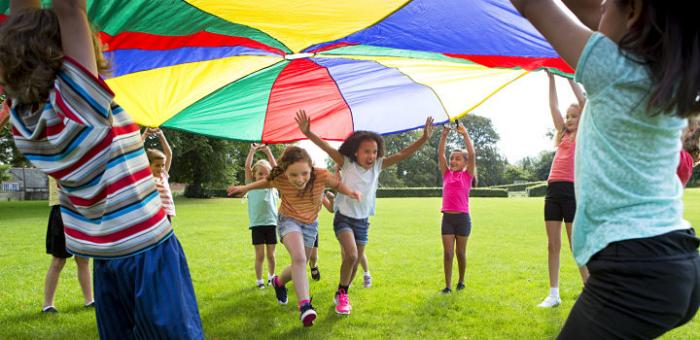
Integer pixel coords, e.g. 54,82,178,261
1,0,572,143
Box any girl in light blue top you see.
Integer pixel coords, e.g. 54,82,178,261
511,0,699,338
244,143,279,289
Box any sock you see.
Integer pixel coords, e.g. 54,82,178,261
364,271,371,276
549,287,559,298
268,273,275,281
256,279,264,285
298,299,310,307
338,284,350,294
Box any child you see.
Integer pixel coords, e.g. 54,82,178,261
437,123,475,293
0,2,202,338
244,143,278,288
677,120,700,187
309,191,335,282
511,0,699,337
142,128,176,220
227,146,361,327
42,177,93,313
297,109,433,314
538,71,589,308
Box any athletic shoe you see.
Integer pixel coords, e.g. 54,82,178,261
310,266,321,281
84,301,95,308
299,302,317,327
537,295,561,308
272,276,288,305
456,282,465,291
363,273,372,288
42,306,58,313
335,290,351,315
257,282,265,289
441,287,452,294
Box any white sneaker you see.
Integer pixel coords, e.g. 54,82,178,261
537,295,561,308
363,273,372,288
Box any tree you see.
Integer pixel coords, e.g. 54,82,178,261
0,125,30,167
0,164,11,182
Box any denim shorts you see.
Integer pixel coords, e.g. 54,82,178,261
277,215,319,248
333,212,370,245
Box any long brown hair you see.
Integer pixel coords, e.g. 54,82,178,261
615,0,700,118
267,146,316,198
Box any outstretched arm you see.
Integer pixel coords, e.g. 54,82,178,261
457,125,476,176
296,110,344,167
547,72,565,131
383,117,434,169
227,178,271,197
154,129,173,172
568,78,587,108
244,143,257,181
53,0,98,76
325,174,361,201
322,191,335,213
438,126,449,174
510,0,593,69
260,145,277,167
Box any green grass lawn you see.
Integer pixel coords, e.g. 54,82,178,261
1,191,699,339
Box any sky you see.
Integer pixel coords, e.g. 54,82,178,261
300,71,580,166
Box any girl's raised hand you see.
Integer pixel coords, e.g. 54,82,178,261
423,116,435,139
456,124,468,136
295,110,311,136
441,125,450,136
250,143,260,150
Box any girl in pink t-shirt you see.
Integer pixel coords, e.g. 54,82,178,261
437,122,475,293
538,72,589,308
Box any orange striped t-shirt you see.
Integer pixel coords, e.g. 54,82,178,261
271,168,337,224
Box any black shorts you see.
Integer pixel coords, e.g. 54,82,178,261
558,229,700,339
251,226,277,245
441,213,472,236
46,205,71,258
544,181,575,223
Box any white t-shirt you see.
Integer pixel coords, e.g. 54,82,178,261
334,156,383,219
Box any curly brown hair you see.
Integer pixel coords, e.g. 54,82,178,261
338,131,385,163
0,8,63,110
267,146,316,198
0,9,111,112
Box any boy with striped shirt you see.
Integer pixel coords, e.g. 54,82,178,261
0,1,202,338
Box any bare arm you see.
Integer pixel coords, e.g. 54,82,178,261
227,178,271,197
438,126,449,174
10,0,40,13
562,0,602,30
261,145,277,167
510,0,593,69
322,192,335,213
155,129,173,172
458,125,477,176
383,117,434,169
296,110,344,167
244,144,257,181
53,0,98,76
325,174,360,201
568,78,587,108
547,72,565,131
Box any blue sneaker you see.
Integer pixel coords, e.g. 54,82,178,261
299,302,317,327
272,276,288,305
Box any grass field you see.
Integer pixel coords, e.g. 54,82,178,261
1,191,699,339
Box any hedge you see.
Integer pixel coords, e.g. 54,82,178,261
526,183,548,197
376,187,507,198
203,187,508,198
491,181,545,192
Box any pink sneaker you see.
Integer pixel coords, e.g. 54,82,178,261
335,291,351,315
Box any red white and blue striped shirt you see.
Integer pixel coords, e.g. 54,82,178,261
10,57,172,259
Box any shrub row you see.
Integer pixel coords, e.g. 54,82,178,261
526,183,548,197
376,187,507,198
490,181,545,192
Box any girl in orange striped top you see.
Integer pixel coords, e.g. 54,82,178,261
228,146,360,327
